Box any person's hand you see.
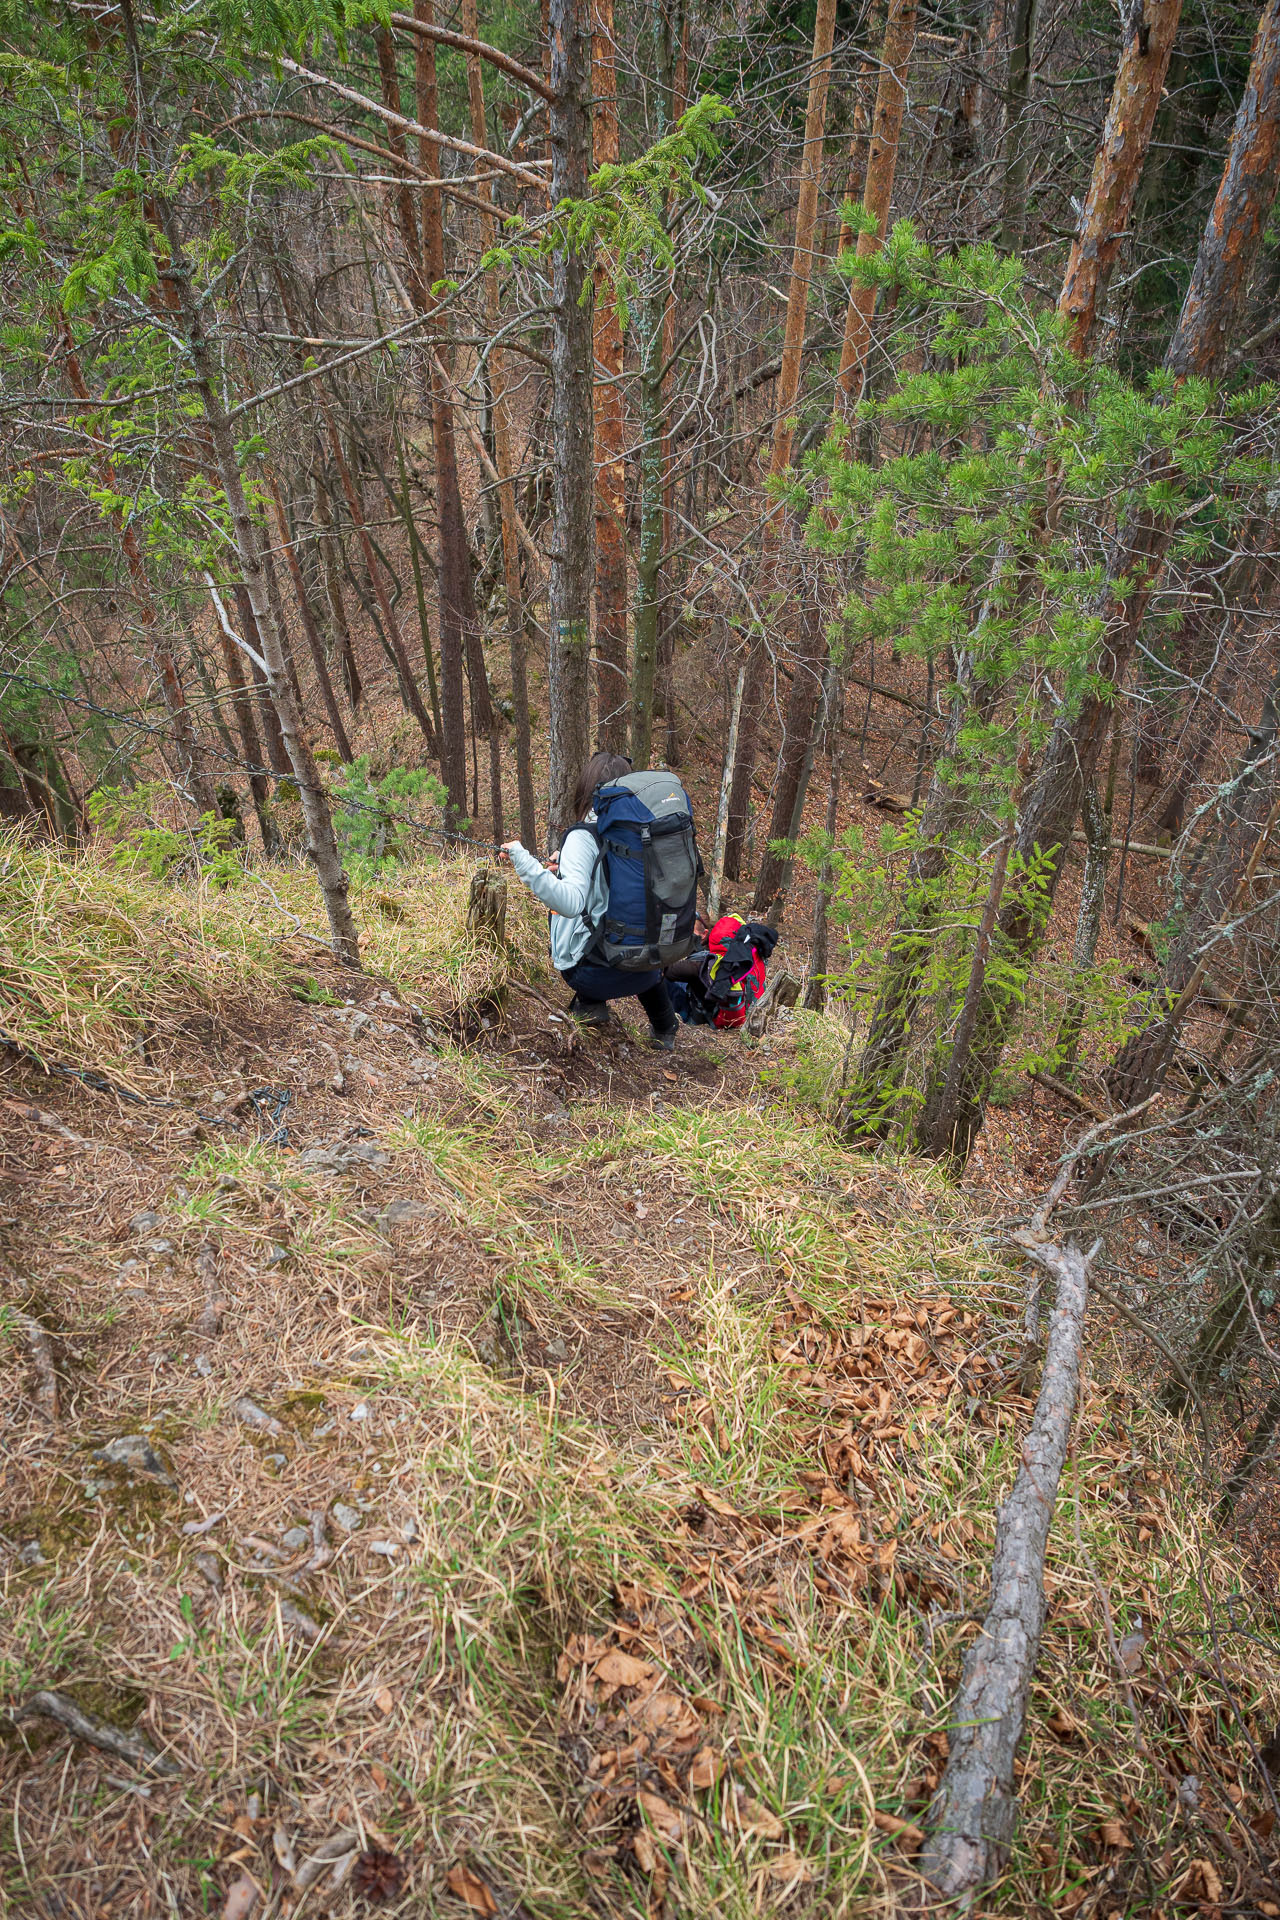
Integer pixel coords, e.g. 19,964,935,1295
545,852,560,875
499,840,521,866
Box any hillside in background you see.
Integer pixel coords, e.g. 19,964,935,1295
1,844,1277,1918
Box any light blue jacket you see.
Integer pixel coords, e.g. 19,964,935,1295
508,820,605,972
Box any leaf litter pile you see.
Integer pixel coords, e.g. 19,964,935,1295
0,846,1278,1917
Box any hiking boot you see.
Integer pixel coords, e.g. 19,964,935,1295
568,995,610,1027
648,1024,678,1053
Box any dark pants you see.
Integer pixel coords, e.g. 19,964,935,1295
561,960,677,1032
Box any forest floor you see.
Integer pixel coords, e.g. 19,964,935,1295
1,845,1278,1919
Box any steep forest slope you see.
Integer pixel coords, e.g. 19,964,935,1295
1,847,1276,1919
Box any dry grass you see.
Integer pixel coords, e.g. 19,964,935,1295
0,845,1277,1919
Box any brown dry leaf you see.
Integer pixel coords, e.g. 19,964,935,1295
1046,1707,1079,1739
695,1484,741,1517
446,1863,498,1915
632,1828,658,1874
734,1788,784,1840
763,1852,813,1884
222,1877,260,1920
1177,1859,1223,1904
633,1691,703,1746
689,1746,722,1791
593,1649,655,1695
1097,1818,1130,1850
369,1762,388,1792
636,1790,684,1841
872,1809,924,1850
374,1686,394,1716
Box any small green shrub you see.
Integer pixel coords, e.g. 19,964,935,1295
331,757,450,874
88,783,244,888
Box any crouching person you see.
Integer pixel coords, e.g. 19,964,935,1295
501,752,701,1053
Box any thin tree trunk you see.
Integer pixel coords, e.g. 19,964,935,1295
392,12,469,813
921,1236,1094,1904
932,0,1280,1166
546,0,596,838
841,648,996,1139
1053,774,1111,1075
592,0,628,755
998,0,1041,254
265,473,354,762
631,287,666,766
139,202,359,962
58,326,219,820
462,0,537,845
1217,1376,1280,1519
1105,672,1280,1107
722,0,839,878
751,604,827,918
316,385,438,754
833,0,919,417
914,812,1017,1161
707,664,745,921
1175,1177,1280,1414
392,420,444,742
311,471,363,708
232,583,290,775
1057,0,1184,357
804,684,843,1010
205,587,281,854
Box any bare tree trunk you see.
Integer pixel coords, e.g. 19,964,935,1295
841,649,995,1138
394,13,469,815
722,0,839,877
833,0,919,416
205,588,281,854
935,0,1280,1165
232,583,290,775
1057,0,1184,357
145,197,360,964
546,0,596,838
920,1237,1093,1904
707,663,745,921
751,604,827,918
592,0,628,755
998,0,1041,254
462,0,538,846
1054,773,1111,1075
1175,1176,1280,1415
311,471,363,708
804,684,843,1009
315,387,438,754
1105,671,1280,1107
914,813,1017,1161
265,473,354,763
58,326,219,821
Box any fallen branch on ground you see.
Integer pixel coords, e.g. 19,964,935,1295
918,1232,1096,1907
14,1690,182,1776
11,1308,59,1422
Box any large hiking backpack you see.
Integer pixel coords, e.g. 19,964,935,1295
697,915,779,1028
576,771,703,971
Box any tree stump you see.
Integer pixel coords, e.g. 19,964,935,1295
466,869,508,948
746,967,800,1037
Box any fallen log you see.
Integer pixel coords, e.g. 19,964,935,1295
918,1234,1095,1907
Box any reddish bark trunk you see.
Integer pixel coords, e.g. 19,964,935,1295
1058,0,1184,359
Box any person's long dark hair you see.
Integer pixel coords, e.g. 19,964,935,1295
573,751,631,822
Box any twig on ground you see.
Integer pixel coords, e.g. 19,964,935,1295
14,1690,182,1776
11,1308,59,1423
1030,1071,1108,1122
